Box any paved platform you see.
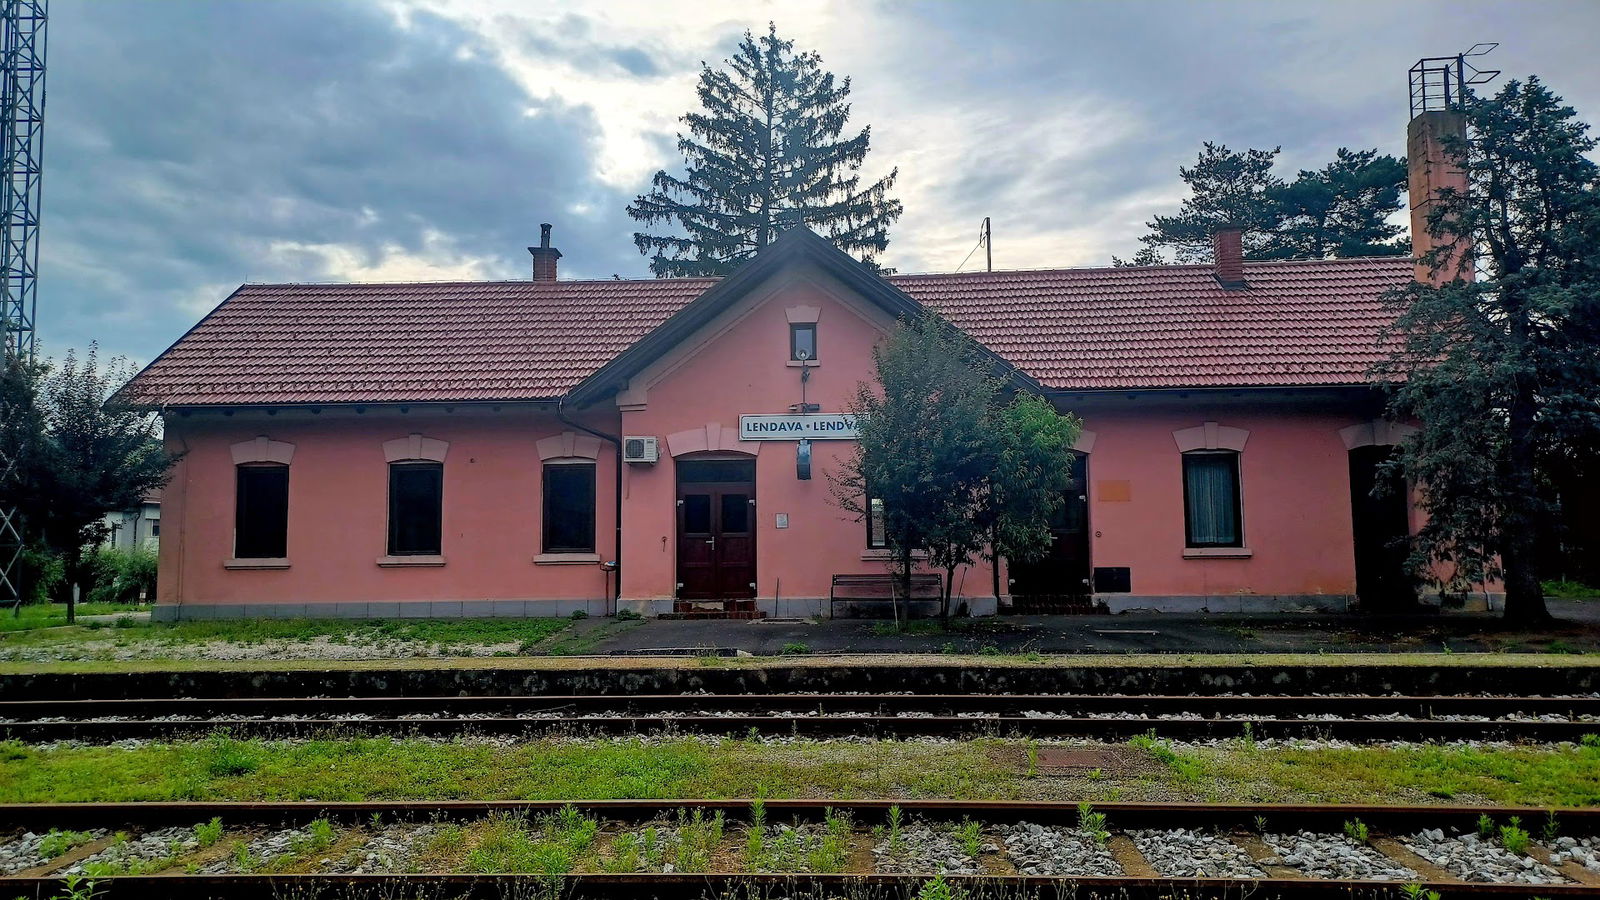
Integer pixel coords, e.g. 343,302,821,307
576,600,1600,657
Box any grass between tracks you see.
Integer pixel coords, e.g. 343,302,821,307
3,735,1598,808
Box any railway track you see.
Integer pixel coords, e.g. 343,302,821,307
3,800,1600,898
5,693,1598,743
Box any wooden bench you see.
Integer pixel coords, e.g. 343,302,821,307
830,573,943,619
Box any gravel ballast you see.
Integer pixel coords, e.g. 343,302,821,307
999,822,1121,876
1404,829,1568,885
1265,831,1416,881
1131,828,1265,878
61,827,198,875
872,826,981,875
0,830,107,875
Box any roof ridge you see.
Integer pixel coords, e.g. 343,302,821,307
887,255,1414,279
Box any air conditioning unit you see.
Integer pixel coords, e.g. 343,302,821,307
622,435,659,464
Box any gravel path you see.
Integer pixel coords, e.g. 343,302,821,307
1265,831,1416,880
999,822,1120,876
872,826,981,875
1131,828,1264,878
1404,830,1567,885
61,827,198,875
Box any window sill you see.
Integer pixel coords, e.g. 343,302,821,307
224,558,290,570
1183,547,1252,559
785,360,822,368
376,555,446,567
860,548,929,562
534,552,600,566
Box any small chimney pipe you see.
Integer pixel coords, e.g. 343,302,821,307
529,223,562,282
1211,224,1246,290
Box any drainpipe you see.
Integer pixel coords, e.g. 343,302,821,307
556,397,623,614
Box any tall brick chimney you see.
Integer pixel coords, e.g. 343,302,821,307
529,223,562,282
1212,224,1246,290
1407,110,1471,284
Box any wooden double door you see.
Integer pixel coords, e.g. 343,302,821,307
676,458,757,601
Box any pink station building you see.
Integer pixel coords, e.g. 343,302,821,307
129,112,1470,623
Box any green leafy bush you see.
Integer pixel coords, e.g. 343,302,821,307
84,546,158,605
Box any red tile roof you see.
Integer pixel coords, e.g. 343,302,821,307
897,257,1414,390
127,257,1413,406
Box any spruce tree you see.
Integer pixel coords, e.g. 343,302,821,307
1379,76,1600,624
1136,143,1284,263
628,25,902,277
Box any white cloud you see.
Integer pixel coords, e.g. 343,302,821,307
263,229,500,283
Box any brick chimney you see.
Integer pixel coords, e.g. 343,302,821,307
528,223,562,282
1211,224,1246,290
1407,110,1471,284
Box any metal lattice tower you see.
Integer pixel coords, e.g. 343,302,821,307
0,0,45,609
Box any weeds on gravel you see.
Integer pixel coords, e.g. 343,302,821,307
291,817,337,855
1077,802,1109,844
194,817,223,847
1500,817,1531,855
673,808,725,871
1343,818,1369,844
462,808,598,875
1401,884,1442,900
1477,813,1495,838
38,828,95,859
952,819,982,860
887,805,905,856
1542,811,1560,843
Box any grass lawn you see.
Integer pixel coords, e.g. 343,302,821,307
4,734,1598,808
0,616,573,659
0,601,147,633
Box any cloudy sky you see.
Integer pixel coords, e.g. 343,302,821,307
38,0,1600,364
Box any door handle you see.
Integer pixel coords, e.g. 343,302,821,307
705,538,716,546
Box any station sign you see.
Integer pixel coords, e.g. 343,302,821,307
739,413,860,441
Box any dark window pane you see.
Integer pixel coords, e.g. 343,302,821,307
790,323,817,361
683,494,711,533
388,463,443,555
235,465,288,558
677,459,755,483
867,497,887,548
1183,453,1241,547
543,463,596,553
721,493,750,533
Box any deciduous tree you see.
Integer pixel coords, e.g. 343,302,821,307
0,346,177,621
832,317,1079,627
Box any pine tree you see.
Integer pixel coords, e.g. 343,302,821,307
1260,149,1409,259
1379,76,1600,624
1127,143,1408,264
628,25,902,277
1137,143,1284,263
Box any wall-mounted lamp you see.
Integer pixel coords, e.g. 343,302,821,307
796,438,812,480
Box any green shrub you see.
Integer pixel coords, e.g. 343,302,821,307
84,546,158,605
